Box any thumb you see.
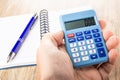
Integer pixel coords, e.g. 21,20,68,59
43,31,64,46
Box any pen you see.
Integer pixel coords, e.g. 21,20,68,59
7,13,38,63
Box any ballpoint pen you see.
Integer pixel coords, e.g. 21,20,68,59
7,13,38,63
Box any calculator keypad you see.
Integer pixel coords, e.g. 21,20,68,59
68,28,106,63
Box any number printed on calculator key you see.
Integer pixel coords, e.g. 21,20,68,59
74,58,81,63
86,39,94,44
72,53,80,58
78,41,85,46
79,46,86,51
81,51,88,56
71,48,78,52
70,43,77,47
82,56,89,61
89,49,96,54
88,44,95,49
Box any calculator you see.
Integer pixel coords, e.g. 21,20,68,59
60,10,108,68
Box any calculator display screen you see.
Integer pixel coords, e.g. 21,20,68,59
65,17,96,30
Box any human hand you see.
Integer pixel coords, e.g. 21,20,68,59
36,20,119,80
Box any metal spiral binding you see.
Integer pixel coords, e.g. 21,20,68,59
40,9,49,39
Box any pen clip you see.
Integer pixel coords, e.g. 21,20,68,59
30,13,38,30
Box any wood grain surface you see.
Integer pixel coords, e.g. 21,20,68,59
0,0,120,80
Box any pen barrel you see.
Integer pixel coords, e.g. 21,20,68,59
11,17,35,54
20,17,35,39
12,40,22,54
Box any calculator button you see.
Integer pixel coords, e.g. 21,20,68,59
76,32,83,36
67,33,74,38
82,56,89,61
84,30,91,34
94,38,102,42
89,49,96,54
74,58,81,63
93,33,100,38
85,35,92,39
81,51,88,56
86,39,94,44
90,54,98,59
70,43,77,47
77,36,84,41
96,43,103,47
79,46,86,51
71,48,78,52
72,53,79,58
92,29,99,33
68,38,76,43
88,44,95,49
78,41,85,46
98,48,106,57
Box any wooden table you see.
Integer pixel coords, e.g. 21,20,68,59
0,0,120,80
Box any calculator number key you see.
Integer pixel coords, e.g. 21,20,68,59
88,44,95,49
86,39,94,44
70,43,77,47
72,53,79,58
81,51,88,56
82,56,89,61
71,48,78,52
89,49,96,54
79,46,86,51
74,58,81,63
78,41,85,46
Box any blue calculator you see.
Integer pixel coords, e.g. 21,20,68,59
60,10,108,68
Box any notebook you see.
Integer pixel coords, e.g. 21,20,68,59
0,14,40,70
0,7,91,70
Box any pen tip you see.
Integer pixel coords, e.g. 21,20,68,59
7,52,15,63
33,13,38,19
7,56,10,63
